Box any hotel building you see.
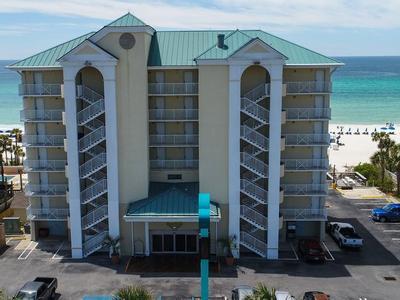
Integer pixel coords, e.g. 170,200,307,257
9,13,342,259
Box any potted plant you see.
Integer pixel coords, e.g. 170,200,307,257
103,235,121,265
220,238,234,266
229,234,239,258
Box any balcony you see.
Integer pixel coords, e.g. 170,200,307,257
150,159,199,169
27,206,69,221
285,108,331,121
284,134,330,146
149,134,199,146
23,135,66,147
285,81,331,94
282,184,328,196
25,184,68,197
281,208,327,221
283,159,329,172
20,109,63,122
24,160,67,172
148,83,198,95
148,109,199,121
19,83,63,96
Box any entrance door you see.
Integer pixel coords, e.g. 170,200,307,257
151,231,198,253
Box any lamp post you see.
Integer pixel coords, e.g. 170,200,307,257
199,193,210,300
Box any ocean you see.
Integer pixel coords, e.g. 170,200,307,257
0,57,400,128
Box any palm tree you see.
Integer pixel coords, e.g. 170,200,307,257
10,128,22,165
245,283,276,300
14,146,25,166
388,144,400,196
371,132,395,186
0,142,5,188
0,135,12,166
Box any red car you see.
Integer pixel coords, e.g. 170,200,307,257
298,239,326,262
303,291,330,300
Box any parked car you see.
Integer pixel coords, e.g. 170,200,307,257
298,239,325,262
303,291,330,300
371,203,400,222
327,222,363,249
15,277,57,300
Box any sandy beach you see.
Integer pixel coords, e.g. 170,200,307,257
329,124,400,171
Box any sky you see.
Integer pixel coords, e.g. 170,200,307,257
0,0,399,60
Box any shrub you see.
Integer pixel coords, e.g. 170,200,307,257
381,176,394,193
245,283,276,300
113,286,152,300
354,163,379,182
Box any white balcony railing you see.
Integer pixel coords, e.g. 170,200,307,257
25,184,68,197
148,109,199,121
281,208,327,221
150,160,199,169
77,99,105,125
149,134,199,146
23,135,66,147
240,152,268,177
27,206,69,220
24,160,67,172
20,110,63,122
83,231,108,257
19,84,62,96
283,159,328,171
240,205,267,229
82,205,108,229
79,126,106,152
80,153,107,178
240,125,269,151
285,108,331,120
148,83,198,95
240,231,267,257
240,179,268,204
284,134,330,146
80,179,108,204
282,184,328,196
285,81,331,94
243,83,271,100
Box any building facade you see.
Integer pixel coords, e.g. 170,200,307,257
9,13,342,259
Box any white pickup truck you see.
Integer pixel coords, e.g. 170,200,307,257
328,222,363,249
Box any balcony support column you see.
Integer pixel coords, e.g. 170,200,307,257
99,65,120,240
62,65,83,259
228,64,242,257
266,65,283,260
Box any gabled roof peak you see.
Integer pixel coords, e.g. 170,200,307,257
106,12,147,27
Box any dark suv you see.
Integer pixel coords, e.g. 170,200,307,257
298,239,325,262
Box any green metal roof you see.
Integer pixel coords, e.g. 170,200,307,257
126,182,220,218
106,12,147,27
148,29,342,66
10,13,342,68
9,32,94,68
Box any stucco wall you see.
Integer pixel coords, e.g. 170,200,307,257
97,32,152,205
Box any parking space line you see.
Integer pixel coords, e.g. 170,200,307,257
18,241,38,260
383,230,400,233
5,237,13,245
392,238,400,241
51,242,65,260
321,241,335,261
360,208,372,211
373,222,400,225
354,202,388,205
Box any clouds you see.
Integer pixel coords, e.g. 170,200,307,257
1,0,400,30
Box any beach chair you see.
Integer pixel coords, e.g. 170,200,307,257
363,128,368,135
355,128,360,135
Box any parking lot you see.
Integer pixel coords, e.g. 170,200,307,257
0,189,400,299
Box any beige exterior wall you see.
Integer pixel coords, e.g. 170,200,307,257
283,68,329,82
22,70,63,84
148,69,198,83
97,32,152,205
198,65,229,206
241,65,269,95
149,96,199,109
149,170,199,182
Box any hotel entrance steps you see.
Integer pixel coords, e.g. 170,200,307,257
83,231,108,257
240,231,267,258
82,205,108,230
81,179,108,205
80,153,107,179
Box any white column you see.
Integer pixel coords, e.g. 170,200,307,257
100,65,120,239
144,222,150,256
228,64,241,257
63,66,83,259
267,65,283,260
